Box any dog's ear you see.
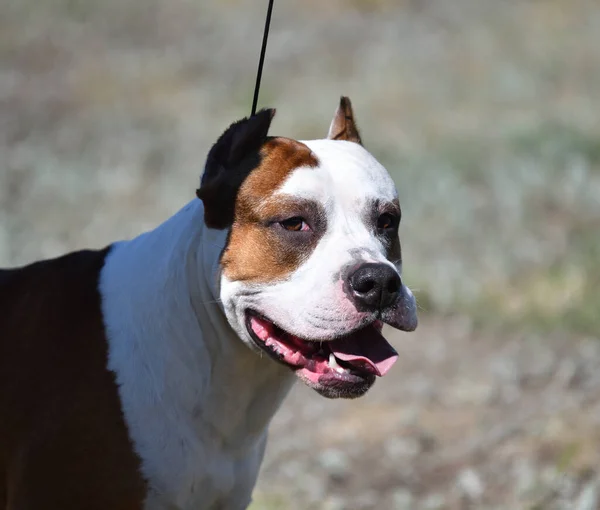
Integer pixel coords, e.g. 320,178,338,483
327,96,362,145
197,108,275,229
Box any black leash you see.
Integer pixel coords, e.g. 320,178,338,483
251,0,275,116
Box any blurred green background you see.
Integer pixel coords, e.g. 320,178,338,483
1,0,599,508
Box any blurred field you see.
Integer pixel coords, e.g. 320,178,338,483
1,0,599,508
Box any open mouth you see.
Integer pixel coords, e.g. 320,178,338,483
245,311,399,391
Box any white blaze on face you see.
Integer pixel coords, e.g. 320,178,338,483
280,140,398,206
219,138,403,345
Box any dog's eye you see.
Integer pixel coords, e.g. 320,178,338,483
279,217,310,232
377,213,397,231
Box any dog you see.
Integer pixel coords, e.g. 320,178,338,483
0,97,417,510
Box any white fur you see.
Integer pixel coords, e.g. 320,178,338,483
100,201,294,510
280,140,397,203
220,140,415,348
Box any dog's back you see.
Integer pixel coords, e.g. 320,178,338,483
0,250,146,510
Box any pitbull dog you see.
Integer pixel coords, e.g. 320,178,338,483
0,97,417,510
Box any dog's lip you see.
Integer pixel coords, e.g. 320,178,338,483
244,310,397,381
245,309,384,342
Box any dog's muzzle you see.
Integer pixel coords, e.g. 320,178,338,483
347,262,417,332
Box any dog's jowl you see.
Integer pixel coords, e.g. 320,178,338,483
0,97,417,510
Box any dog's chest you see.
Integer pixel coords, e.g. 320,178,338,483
143,434,267,510
99,206,293,510
106,322,270,510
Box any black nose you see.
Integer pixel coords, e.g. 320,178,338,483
348,263,401,311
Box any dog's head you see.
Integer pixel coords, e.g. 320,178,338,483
197,97,417,399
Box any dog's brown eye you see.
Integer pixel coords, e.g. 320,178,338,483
377,213,396,230
279,217,310,232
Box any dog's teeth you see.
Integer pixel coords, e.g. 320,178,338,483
329,353,346,374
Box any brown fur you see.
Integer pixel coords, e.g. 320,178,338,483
0,249,146,510
327,96,362,144
221,138,322,283
362,198,402,266
384,199,402,265
197,109,275,230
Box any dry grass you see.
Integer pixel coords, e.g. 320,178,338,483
1,0,598,332
1,0,599,507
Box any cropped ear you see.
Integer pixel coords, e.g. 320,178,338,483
327,96,362,144
196,108,275,229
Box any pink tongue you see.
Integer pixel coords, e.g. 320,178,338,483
329,326,398,377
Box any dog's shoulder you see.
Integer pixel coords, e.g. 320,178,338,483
0,247,116,369
0,247,112,327
0,246,148,509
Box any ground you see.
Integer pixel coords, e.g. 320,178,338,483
254,320,600,509
0,0,599,508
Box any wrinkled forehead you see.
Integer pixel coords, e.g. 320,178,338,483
276,139,398,206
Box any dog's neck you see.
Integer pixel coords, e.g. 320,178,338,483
100,200,294,499
189,205,296,447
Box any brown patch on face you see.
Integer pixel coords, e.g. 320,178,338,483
364,198,402,265
385,199,402,265
197,108,275,229
221,138,324,283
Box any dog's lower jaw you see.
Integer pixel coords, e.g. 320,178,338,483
232,308,389,400
298,372,375,399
